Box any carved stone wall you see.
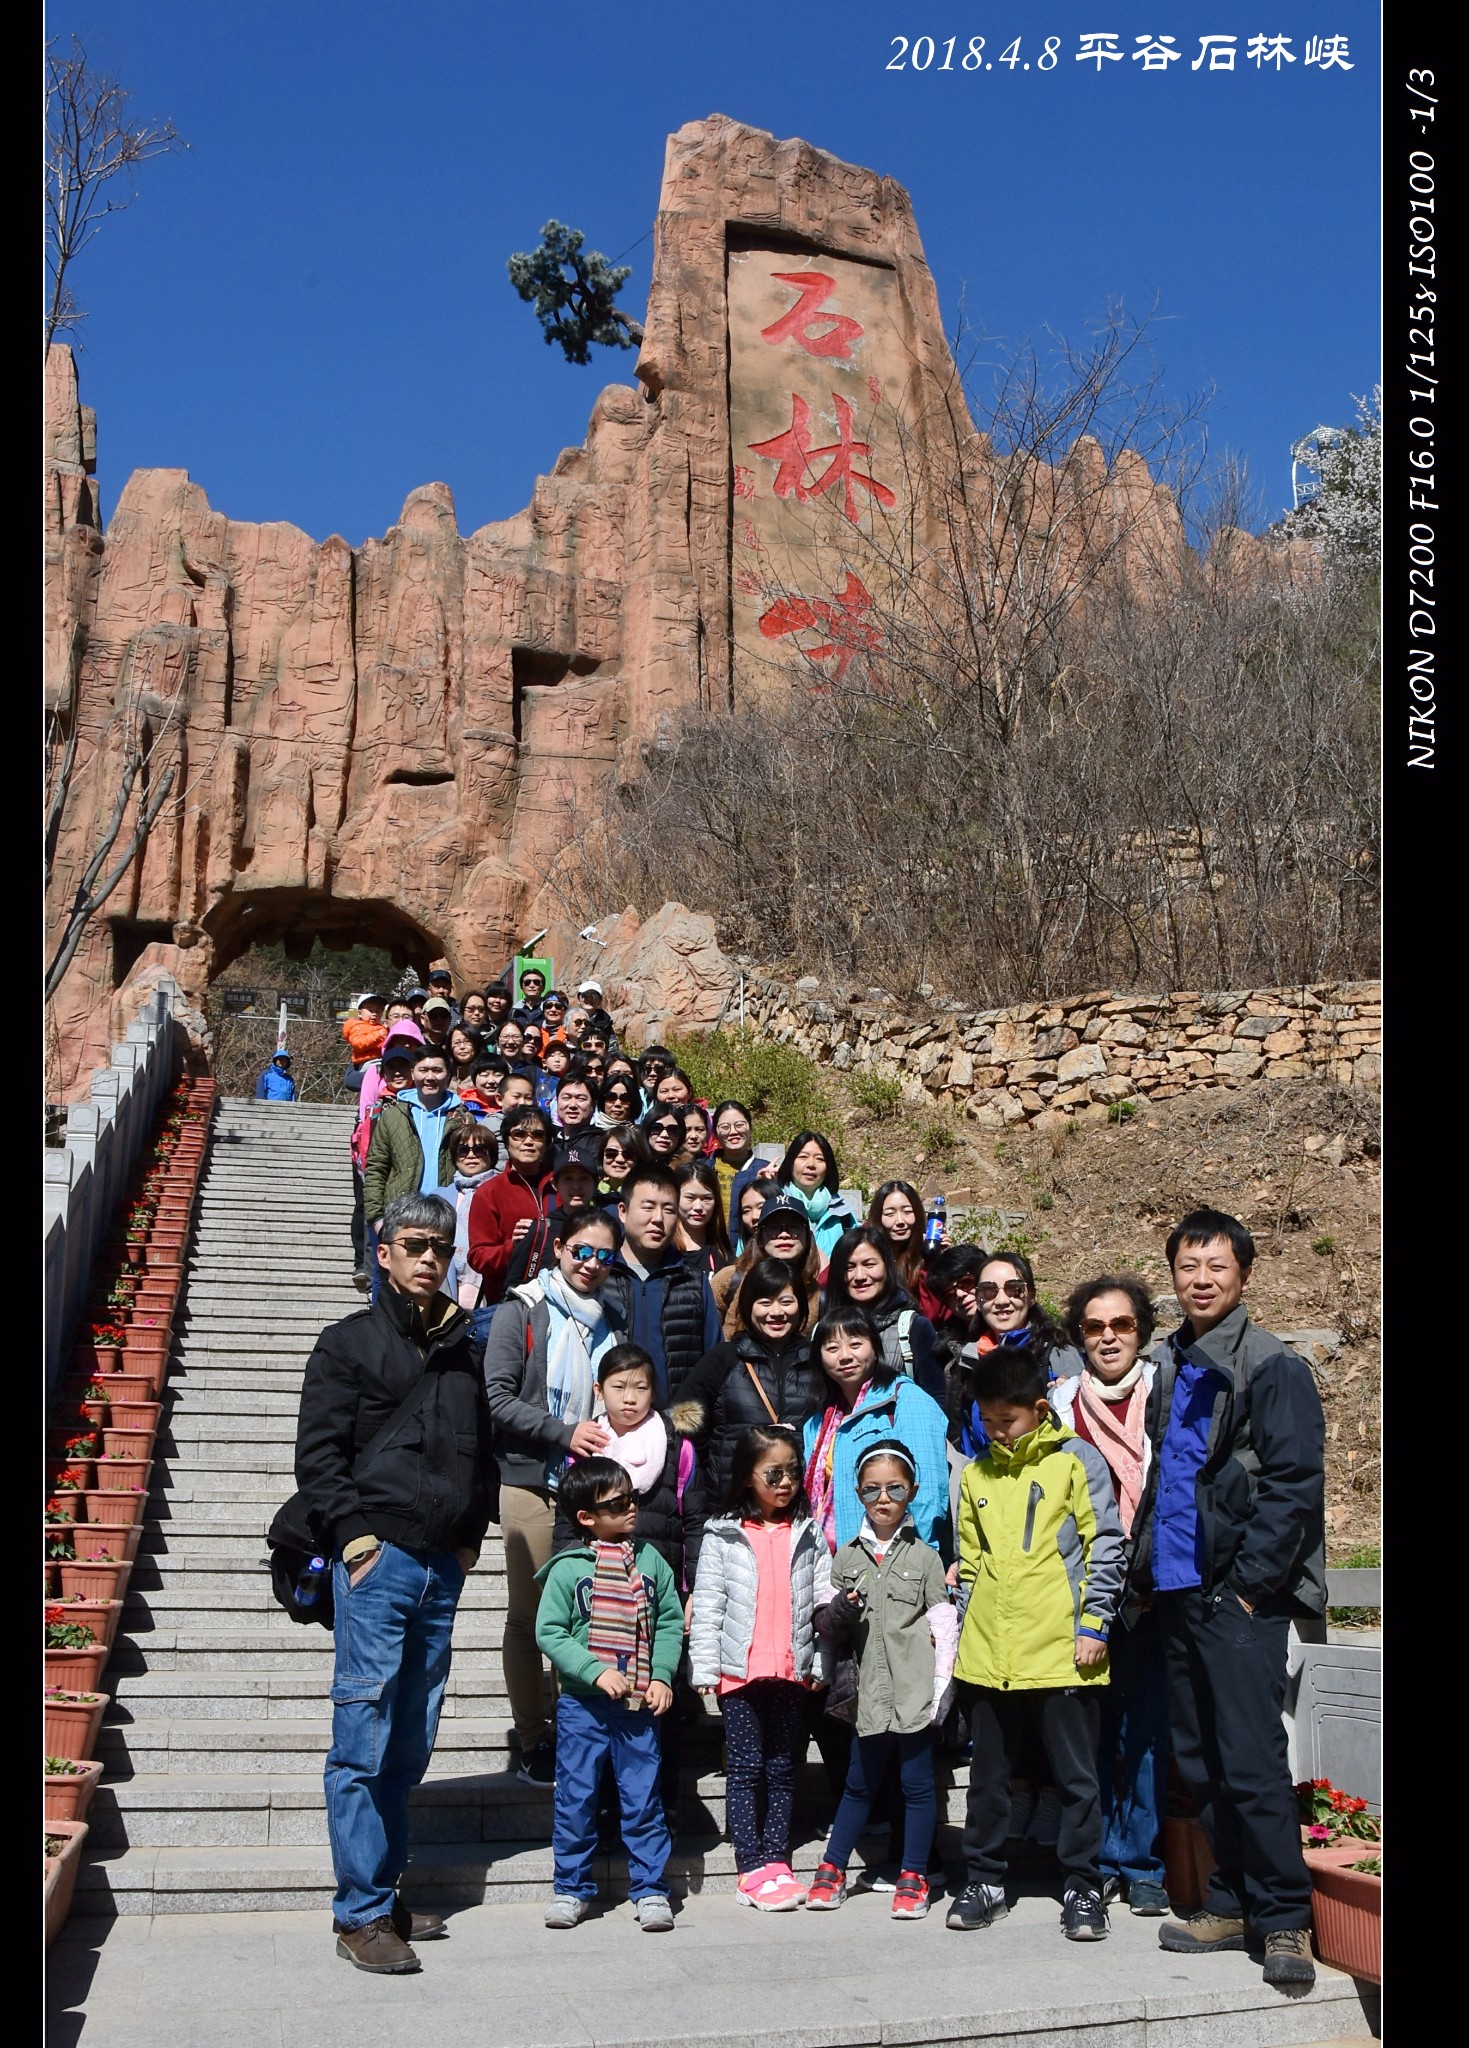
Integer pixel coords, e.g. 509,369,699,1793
44,112,1293,1098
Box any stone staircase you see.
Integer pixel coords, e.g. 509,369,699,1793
82,1100,985,1916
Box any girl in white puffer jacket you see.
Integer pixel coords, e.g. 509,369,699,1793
689,1424,833,1911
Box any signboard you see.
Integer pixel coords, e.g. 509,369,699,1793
513,955,554,1005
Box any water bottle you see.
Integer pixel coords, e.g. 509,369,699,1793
617,1651,644,1711
294,1555,329,1609
924,1194,947,1251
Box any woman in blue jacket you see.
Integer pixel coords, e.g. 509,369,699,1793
801,1305,952,1567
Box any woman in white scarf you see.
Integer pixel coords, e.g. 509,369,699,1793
431,1124,500,1311
526,1214,621,1488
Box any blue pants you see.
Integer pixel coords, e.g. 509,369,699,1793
554,1692,671,1901
1097,1605,1169,1887
823,1729,936,1874
325,1543,464,1928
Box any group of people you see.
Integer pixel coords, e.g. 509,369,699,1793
291,966,1328,2000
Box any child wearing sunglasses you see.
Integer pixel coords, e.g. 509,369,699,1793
535,1456,685,1932
688,1426,833,1911
805,1440,958,1920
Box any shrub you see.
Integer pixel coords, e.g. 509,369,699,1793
1311,1234,1337,1257
1106,1100,1139,1123
664,1030,833,1144
850,1069,905,1120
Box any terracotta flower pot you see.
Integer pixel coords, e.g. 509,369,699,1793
45,1496,83,1524
77,1489,146,1526
106,1402,162,1434
44,1817,90,1947
75,1343,128,1375
44,1692,107,1763
47,1460,95,1492
52,1598,124,1650
44,1760,104,1824
120,1321,170,1352
1304,1843,1381,1984
45,1643,110,1692
101,1427,156,1460
45,1519,142,1563
117,1353,167,1395
69,1370,155,1405
93,1454,152,1491
57,1556,133,1602
1161,1816,1217,1915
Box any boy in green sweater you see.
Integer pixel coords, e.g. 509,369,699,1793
534,1456,685,1931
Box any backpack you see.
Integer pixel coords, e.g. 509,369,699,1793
350,1083,397,1173
894,1309,915,1376
266,1367,439,1627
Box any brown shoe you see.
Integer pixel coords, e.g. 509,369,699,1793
392,1898,448,1941
1157,1909,1247,1954
1262,1927,1316,1988
335,1915,422,1973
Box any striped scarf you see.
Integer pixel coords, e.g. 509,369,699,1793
587,1541,651,1696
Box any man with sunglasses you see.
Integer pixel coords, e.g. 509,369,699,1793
294,1193,495,1975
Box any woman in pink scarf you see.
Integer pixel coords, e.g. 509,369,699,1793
1051,1273,1170,1917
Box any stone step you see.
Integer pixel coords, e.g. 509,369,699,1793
161,1416,299,1442
97,1715,517,1776
125,1581,510,1618
128,1566,510,1600
106,1627,510,1674
108,1666,514,1716
137,1531,507,1569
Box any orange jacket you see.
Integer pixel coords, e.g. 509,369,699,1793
342,1016,387,1066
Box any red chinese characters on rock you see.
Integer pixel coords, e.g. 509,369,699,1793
759,272,865,359
747,394,897,526
733,465,757,502
757,572,882,682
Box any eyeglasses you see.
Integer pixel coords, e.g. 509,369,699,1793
591,1491,634,1515
1081,1315,1138,1338
978,1279,1029,1302
568,1244,616,1265
716,1120,749,1138
757,1464,801,1485
393,1236,454,1259
858,1481,912,1503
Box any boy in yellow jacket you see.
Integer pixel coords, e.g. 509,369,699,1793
947,1340,1124,1942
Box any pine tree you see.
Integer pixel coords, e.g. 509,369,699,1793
507,220,644,366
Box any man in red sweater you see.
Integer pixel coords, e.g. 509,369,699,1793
466,1104,555,1305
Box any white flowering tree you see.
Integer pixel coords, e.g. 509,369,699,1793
1282,388,1381,565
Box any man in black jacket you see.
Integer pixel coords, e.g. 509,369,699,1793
294,1192,495,1976
1131,1207,1325,1991
599,1164,722,1405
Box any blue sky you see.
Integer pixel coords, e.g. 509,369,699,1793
56,1,1380,546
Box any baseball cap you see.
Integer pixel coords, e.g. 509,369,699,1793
421,996,453,1019
757,1186,807,1230
354,991,388,1008
576,978,604,997
427,968,453,983
554,1139,601,1178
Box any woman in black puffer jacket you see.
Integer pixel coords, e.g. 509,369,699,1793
671,1257,824,1505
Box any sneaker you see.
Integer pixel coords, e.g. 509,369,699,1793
544,1895,590,1930
635,1894,674,1933
351,1269,371,1293
517,1738,556,1789
1126,1880,1171,1917
1099,1874,1122,1907
1158,1908,1247,1954
946,1880,1008,1931
335,1915,421,1973
1061,1883,1109,1942
804,1862,848,1911
1007,1780,1036,1839
738,1865,805,1912
891,1871,930,1920
853,1861,899,1893
1261,1928,1316,1988
1027,1786,1063,1846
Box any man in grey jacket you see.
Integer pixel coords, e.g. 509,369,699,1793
1132,1207,1326,1991
481,1210,619,1788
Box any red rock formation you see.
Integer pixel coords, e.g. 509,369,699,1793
44,113,1303,1097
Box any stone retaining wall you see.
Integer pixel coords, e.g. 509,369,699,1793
742,977,1382,1131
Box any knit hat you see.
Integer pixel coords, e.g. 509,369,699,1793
382,1021,425,1051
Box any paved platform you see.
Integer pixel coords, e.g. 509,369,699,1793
47,1892,1376,2048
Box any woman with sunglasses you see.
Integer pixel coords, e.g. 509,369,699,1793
710,1186,824,1339
641,1106,686,1163
428,1122,501,1350
594,1072,640,1131
674,1158,732,1278
672,1257,823,1510
823,1225,945,1405
595,1120,649,1210
951,1252,1083,1458
484,1209,622,1791
466,1104,556,1308
1049,1274,1170,1916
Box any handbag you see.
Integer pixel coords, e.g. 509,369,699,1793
266,1370,439,1628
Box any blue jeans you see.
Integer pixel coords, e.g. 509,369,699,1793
553,1692,670,1901
325,1542,465,1928
823,1729,936,1874
1097,1604,1169,1887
